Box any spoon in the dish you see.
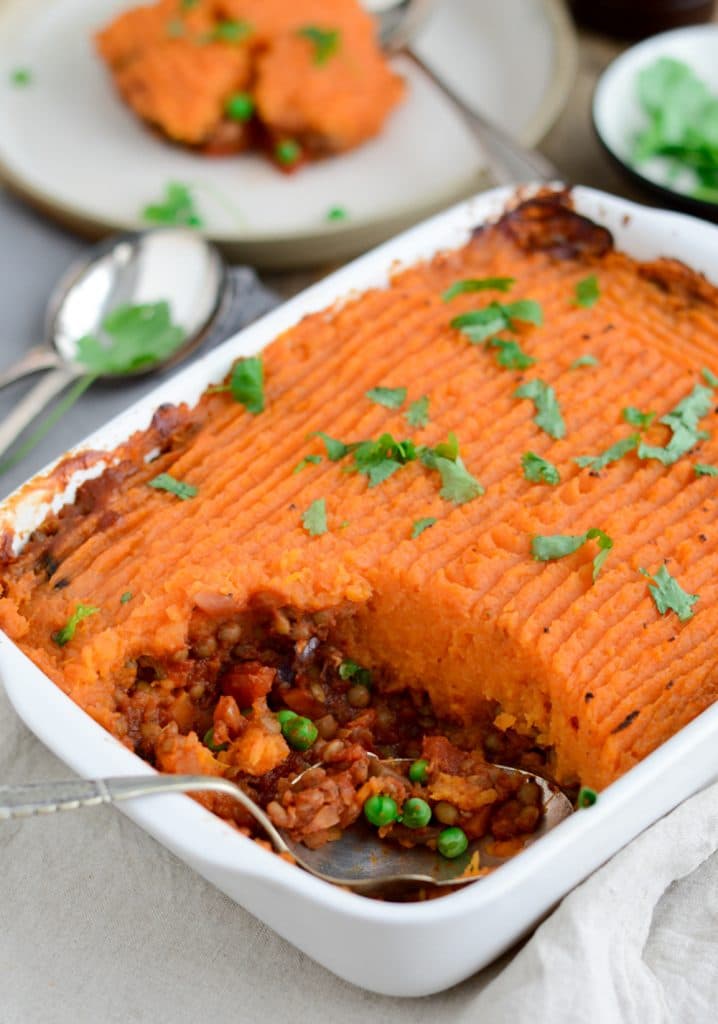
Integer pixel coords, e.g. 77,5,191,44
0,762,572,897
373,0,560,184
0,228,227,462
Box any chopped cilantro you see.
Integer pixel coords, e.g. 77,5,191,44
293,454,322,474
702,367,718,387
638,382,713,466
10,68,32,87
405,395,430,429
515,379,565,439
338,660,371,686
181,0,199,8
576,786,598,808
297,25,341,64
327,206,348,221
412,517,437,538
120,592,133,604
622,406,656,430
211,19,253,42
420,436,483,505
313,432,349,461
148,473,197,500
302,498,328,536
451,298,543,344
442,277,515,302
76,302,184,376
489,337,536,370
575,434,639,473
352,434,417,487
143,183,202,227
694,463,718,477
570,354,599,369
228,357,264,414
640,564,698,622
366,386,407,410
521,451,560,486
52,604,100,647
574,275,600,309
532,528,613,581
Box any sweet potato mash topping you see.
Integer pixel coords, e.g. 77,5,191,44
2,192,718,828
96,0,404,163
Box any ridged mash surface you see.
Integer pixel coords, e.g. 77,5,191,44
2,196,717,788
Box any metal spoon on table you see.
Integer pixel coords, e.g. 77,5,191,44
0,229,228,462
374,0,560,184
0,760,572,897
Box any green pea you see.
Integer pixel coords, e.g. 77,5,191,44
276,709,298,726
408,759,429,784
282,715,318,751
203,727,229,753
576,785,598,808
275,139,301,166
225,91,254,122
363,794,399,827
401,797,432,829
437,826,468,859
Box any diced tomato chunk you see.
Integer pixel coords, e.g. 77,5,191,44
221,662,275,708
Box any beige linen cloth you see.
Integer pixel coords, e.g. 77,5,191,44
2,677,718,1023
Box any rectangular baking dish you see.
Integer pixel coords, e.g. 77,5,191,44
2,184,718,997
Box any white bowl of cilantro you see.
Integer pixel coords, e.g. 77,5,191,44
593,25,718,219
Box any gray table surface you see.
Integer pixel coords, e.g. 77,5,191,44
0,190,278,498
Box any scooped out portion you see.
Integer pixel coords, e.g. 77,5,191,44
96,0,405,165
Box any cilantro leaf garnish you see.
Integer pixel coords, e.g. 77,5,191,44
521,451,560,486
570,354,599,369
52,604,100,647
412,517,437,538
419,435,483,505
312,432,348,461
228,357,264,413
120,592,133,604
211,19,253,42
640,565,698,622
366,386,407,410
515,379,565,439
442,277,515,301
76,302,185,375
142,182,203,227
338,660,371,686
532,528,613,581
574,275,600,309
638,382,713,466
302,498,328,536
405,395,430,429
148,473,197,500
575,434,639,473
352,434,417,487
181,0,199,8
622,406,656,430
695,463,718,477
702,367,718,387
10,68,32,87
297,25,341,64
451,298,543,344
294,454,322,473
488,337,536,370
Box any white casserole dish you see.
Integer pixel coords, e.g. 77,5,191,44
2,184,718,997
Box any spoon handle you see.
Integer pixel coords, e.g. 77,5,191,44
0,347,63,391
0,774,290,854
407,50,560,185
0,366,82,462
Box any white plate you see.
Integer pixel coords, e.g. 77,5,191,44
2,184,718,997
593,24,718,217
0,0,576,267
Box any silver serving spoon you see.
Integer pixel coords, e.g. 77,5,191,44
0,761,572,897
373,0,560,184
0,229,227,461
